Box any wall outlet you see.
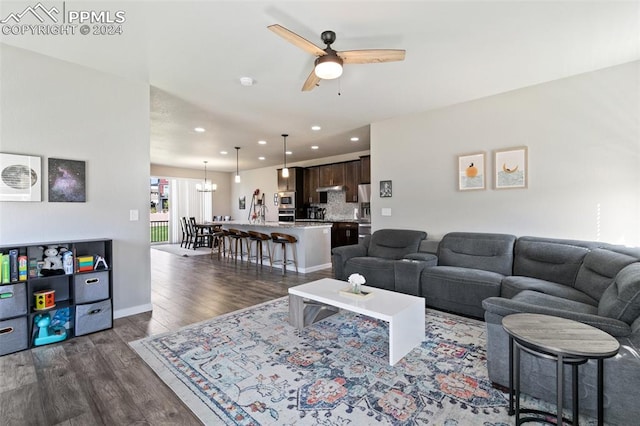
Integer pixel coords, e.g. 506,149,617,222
381,208,392,216
129,209,139,221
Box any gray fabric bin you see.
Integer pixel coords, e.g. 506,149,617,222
75,299,112,336
74,271,109,304
0,283,27,320
0,316,28,355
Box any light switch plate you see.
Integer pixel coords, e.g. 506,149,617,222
129,209,139,221
381,208,392,216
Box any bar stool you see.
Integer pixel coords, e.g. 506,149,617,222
209,226,225,260
270,232,298,274
247,231,272,268
220,229,234,259
228,228,251,263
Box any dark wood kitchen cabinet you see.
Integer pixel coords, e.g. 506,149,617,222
331,222,359,249
304,166,320,204
277,167,303,192
345,160,360,203
360,155,370,183
319,163,345,187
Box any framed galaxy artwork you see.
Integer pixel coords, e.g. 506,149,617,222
48,158,86,202
0,153,42,202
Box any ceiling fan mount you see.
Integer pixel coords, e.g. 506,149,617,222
320,30,337,47
268,24,406,91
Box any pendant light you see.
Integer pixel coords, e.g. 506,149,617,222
281,134,289,178
234,147,241,183
196,161,216,192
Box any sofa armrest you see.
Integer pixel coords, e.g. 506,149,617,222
392,258,430,296
482,296,632,337
331,243,368,280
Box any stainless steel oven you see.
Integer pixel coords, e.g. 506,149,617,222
278,191,295,209
278,208,295,222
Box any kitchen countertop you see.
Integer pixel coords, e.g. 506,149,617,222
207,220,332,229
296,219,371,224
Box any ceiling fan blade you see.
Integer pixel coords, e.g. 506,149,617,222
338,49,406,64
268,24,326,56
302,69,321,92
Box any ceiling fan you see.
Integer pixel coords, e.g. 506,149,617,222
268,24,406,91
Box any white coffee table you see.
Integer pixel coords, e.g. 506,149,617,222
288,278,425,365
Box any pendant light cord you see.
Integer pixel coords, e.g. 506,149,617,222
282,134,288,169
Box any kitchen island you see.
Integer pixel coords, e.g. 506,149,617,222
209,221,332,273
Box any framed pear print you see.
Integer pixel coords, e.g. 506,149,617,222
458,152,485,191
495,147,528,189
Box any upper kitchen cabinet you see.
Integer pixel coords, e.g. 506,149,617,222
304,166,320,204
319,163,345,187
277,167,303,192
345,160,360,203
360,155,371,183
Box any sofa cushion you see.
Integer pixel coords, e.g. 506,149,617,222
421,266,504,318
483,292,631,337
598,263,640,324
575,248,639,302
513,237,593,286
344,257,396,291
501,276,599,306
436,232,516,276
512,290,598,314
367,229,427,260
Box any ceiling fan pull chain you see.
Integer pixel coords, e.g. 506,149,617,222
338,78,341,96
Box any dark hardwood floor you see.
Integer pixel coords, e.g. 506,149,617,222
0,248,333,425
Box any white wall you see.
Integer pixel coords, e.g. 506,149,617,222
0,45,152,317
372,61,640,246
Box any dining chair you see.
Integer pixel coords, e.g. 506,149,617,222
179,217,190,248
188,217,209,249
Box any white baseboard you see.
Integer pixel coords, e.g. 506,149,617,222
114,303,153,319
299,262,332,273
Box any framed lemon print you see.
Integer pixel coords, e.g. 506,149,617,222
494,146,528,189
458,152,485,191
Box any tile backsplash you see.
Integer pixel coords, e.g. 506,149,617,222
311,191,359,221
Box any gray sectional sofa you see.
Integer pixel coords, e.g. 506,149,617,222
332,230,640,425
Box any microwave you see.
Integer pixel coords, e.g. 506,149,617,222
278,191,295,208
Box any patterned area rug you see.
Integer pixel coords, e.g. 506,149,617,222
130,297,596,425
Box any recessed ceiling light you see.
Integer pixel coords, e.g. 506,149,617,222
220,151,228,155
194,127,205,133
258,140,267,145
286,151,292,155
350,137,359,142
311,125,321,131
311,145,319,150
240,77,254,86
258,156,265,160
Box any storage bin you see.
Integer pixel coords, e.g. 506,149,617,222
74,271,109,304
0,283,27,320
75,299,112,336
0,316,28,355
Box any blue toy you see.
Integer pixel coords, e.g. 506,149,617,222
33,312,67,346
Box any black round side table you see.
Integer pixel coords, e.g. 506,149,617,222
502,313,619,426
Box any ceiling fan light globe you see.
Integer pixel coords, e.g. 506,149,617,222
314,56,343,80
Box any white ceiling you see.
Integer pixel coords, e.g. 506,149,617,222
3,1,639,173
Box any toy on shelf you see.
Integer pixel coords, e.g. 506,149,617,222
33,312,67,346
34,289,56,310
94,255,108,270
77,255,94,272
40,246,65,276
